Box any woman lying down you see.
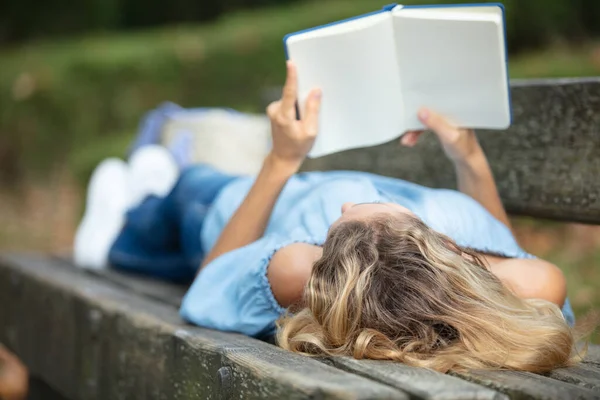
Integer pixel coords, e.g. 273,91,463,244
75,62,585,373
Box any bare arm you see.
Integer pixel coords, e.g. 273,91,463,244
268,243,322,307
403,111,567,306
402,108,511,230
200,62,322,269
201,155,297,268
489,257,567,307
453,147,511,229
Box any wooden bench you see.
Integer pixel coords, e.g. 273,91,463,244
2,77,600,399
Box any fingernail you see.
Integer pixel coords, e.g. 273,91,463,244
418,108,429,121
312,89,322,99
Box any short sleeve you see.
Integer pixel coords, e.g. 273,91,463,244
179,233,320,337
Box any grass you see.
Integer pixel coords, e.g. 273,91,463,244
511,43,600,78
1,0,394,180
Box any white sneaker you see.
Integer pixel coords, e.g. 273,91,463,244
127,145,179,208
74,158,130,270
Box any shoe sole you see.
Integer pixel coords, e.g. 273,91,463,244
74,158,130,269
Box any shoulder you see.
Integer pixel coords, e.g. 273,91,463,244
490,258,567,307
421,189,525,256
268,243,322,308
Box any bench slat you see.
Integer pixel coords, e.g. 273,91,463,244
329,357,507,400
549,364,600,392
454,370,599,399
53,256,187,308
584,345,600,366
0,253,407,400
302,78,600,224
4,254,597,399
72,265,600,400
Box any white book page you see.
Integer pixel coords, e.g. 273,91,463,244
392,6,510,130
286,13,404,158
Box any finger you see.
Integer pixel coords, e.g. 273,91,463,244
418,108,459,142
281,61,298,117
266,100,281,118
302,88,322,136
400,131,421,147
400,132,415,146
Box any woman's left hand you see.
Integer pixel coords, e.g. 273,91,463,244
266,61,322,169
400,107,482,164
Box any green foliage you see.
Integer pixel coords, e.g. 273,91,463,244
2,0,600,47
0,0,376,182
0,0,296,44
1,0,600,185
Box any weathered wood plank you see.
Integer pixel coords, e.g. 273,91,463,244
6,253,597,399
584,345,600,366
53,255,187,307
301,78,600,224
328,357,507,400
28,376,69,400
549,364,600,392
0,253,407,400
453,370,599,400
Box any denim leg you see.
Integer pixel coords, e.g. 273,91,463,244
109,228,193,282
173,166,238,269
108,164,239,281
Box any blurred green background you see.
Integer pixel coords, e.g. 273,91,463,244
0,0,598,339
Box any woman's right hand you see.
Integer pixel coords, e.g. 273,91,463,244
401,108,482,164
266,61,322,170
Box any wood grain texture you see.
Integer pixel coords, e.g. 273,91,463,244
549,364,600,392
4,253,599,399
300,78,600,224
0,253,406,400
584,345,600,366
454,369,599,400
329,357,506,400
53,255,188,307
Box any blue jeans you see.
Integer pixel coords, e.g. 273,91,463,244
108,165,238,282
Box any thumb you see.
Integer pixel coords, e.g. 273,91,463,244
302,88,322,136
418,108,459,143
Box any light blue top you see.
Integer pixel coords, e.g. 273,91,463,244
180,171,575,337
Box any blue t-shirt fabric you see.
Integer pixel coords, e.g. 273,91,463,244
179,171,575,336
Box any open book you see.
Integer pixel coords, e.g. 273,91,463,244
284,3,510,158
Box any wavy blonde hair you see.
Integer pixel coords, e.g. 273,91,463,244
277,214,584,373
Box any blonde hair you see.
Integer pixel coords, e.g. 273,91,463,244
277,214,583,373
